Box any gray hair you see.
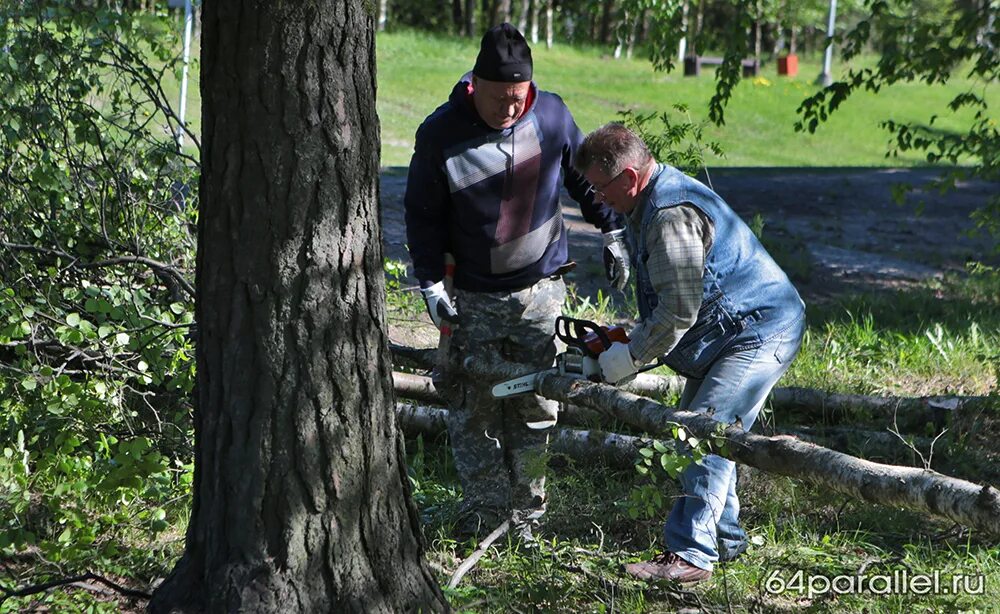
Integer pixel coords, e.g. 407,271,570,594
574,123,652,177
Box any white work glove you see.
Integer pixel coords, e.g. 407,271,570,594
602,230,631,291
598,341,640,385
420,281,459,330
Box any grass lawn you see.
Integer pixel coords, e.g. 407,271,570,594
377,29,995,168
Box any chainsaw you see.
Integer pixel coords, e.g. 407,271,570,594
491,316,633,398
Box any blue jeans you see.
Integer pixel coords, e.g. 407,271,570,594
664,317,805,571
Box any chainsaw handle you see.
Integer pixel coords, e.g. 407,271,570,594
555,315,614,358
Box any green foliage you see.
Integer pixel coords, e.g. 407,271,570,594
384,258,424,317
618,105,725,174
0,0,195,597
623,424,727,521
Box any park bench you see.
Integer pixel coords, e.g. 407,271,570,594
683,55,760,77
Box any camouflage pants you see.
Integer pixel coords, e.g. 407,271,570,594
441,276,566,519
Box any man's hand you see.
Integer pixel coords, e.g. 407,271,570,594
598,341,640,384
602,230,631,291
420,281,459,330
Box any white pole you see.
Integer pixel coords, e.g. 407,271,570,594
176,0,193,149
817,0,837,86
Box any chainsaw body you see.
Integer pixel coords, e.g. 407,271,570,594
491,316,628,399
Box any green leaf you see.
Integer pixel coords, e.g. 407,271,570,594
20,377,36,391
85,298,99,312
57,527,73,543
116,332,130,345
66,312,81,327
169,303,185,315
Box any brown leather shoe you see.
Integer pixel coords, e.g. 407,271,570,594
625,552,712,584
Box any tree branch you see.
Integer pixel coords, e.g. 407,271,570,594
1,242,195,299
0,571,152,605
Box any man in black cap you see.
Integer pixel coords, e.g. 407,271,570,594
404,23,628,539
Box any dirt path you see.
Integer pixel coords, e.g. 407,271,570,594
380,166,998,342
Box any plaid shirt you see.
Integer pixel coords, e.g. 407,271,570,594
627,203,715,365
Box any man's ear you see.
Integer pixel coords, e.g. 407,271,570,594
625,166,640,194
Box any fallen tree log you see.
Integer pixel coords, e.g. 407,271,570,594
780,426,935,463
393,371,620,429
393,399,957,489
454,355,1000,536
391,371,944,451
767,387,990,432
389,343,685,398
388,344,985,432
395,401,656,471
393,372,441,404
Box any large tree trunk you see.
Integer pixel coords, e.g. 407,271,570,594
149,2,446,612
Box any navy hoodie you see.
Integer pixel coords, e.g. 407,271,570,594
404,75,622,292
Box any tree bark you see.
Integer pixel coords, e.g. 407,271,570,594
149,2,446,612
460,356,1000,536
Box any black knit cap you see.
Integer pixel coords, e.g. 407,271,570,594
473,23,533,82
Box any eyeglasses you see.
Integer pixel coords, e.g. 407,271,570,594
591,169,628,198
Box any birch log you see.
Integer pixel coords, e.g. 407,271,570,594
392,371,933,460
394,401,657,470
457,355,1000,536
388,344,982,432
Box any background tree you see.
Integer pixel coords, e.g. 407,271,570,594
0,1,198,580
147,0,446,611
